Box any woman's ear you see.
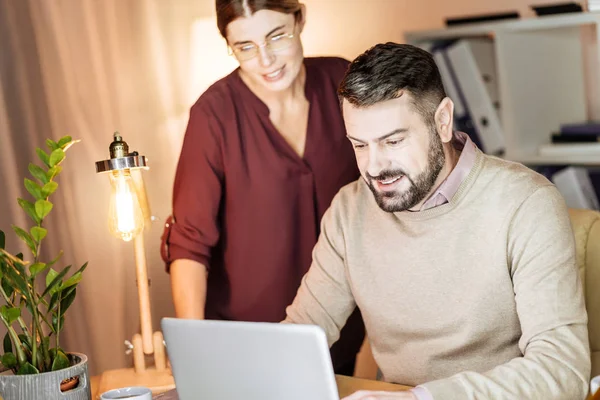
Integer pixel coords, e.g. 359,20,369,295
434,97,454,143
297,4,307,33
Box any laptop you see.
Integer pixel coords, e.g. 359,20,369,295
161,318,339,400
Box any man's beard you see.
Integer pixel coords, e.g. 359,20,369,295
366,127,446,213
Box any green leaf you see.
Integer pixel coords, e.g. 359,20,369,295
41,181,58,198
59,287,76,317
35,147,50,168
46,165,62,181
74,261,88,275
57,136,72,148
49,347,66,362
17,362,39,375
24,178,43,200
11,226,36,255
28,163,48,185
48,291,61,316
52,314,65,334
1,352,17,369
18,334,32,353
30,227,47,242
3,332,12,354
29,262,47,278
17,198,41,224
61,138,80,152
1,276,15,298
47,250,63,268
46,139,59,152
4,266,30,301
45,269,58,289
0,249,26,270
0,306,20,324
48,148,65,168
62,272,81,289
34,199,53,220
0,231,4,249
42,266,71,297
51,350,69,371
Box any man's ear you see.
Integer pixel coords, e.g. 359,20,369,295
434,97,454,143
297,4,307,33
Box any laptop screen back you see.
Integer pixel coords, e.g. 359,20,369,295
161,318,339,400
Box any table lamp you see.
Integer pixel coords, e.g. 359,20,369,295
94,132,175,394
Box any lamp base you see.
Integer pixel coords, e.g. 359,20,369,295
95,367,175,398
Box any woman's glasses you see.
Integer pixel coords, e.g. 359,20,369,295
228,31,296,62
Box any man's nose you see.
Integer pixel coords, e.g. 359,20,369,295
366,146,388,178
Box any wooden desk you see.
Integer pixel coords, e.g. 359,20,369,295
91,374,410,399
335,375,410,397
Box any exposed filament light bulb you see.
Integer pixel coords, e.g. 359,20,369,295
108,169,144,242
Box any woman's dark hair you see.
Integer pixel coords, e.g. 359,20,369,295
216,0,302,38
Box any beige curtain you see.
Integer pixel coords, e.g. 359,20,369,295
0,0,233,375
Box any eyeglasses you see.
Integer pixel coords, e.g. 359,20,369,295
228,31,296,62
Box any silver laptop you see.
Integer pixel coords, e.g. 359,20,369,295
161,318,339,400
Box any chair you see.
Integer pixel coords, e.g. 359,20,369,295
569,208,600,377
353,208,600,379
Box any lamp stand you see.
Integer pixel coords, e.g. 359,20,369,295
96,234,175,397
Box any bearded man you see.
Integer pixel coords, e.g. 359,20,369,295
283,43,590,400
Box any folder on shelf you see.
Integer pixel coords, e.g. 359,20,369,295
431,42,486,151
446,38,505,155
552,167,599,210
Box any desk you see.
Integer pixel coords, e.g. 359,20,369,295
91,374,410,399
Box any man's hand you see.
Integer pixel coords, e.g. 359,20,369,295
342,390,418,400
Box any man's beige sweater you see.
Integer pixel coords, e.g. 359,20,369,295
284,151,590,399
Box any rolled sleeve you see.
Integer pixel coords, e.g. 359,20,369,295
161,104,224,272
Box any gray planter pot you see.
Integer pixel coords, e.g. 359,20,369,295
0,352,91,400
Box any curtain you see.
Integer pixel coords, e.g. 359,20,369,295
0,0,236,375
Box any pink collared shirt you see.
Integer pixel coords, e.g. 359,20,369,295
420,131,477,211
410,131,477,400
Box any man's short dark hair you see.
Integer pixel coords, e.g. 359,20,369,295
339,42,446,126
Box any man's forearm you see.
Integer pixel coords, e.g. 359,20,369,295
421,325,590,400
170,259,208,319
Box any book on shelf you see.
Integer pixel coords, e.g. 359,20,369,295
559,121,600,134
550,121,600,143
552,167,600,210
551,132,600,143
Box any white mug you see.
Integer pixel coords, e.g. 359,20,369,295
100,386,152,400
591,375,600,397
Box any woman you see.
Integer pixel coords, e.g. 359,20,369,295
161,0,364,375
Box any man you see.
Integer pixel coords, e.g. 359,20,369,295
284,43,590,399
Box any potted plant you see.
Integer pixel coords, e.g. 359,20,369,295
0,136,91,399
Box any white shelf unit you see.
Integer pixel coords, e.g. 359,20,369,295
405,13,600,166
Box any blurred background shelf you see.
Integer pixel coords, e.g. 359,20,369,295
406,11,600,208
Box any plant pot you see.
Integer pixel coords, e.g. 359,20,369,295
0,352,91,400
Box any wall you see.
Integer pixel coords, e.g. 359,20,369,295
188,0,569,113
300,0,563,59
